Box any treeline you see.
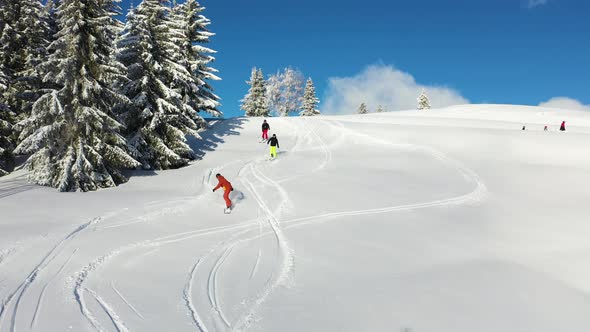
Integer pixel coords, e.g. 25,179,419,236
241,67,320,117
0,0,220,191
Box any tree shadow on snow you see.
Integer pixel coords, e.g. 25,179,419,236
187,117,246,161
124,117,245,179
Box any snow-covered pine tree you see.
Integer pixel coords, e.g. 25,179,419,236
281,67,304,116
0,64,15,176
358,102,368,114
0,0,21,117
241,68,269,117
376,105,384,113
266,71,282,116
254,69,269,116
45,0,60,39
0,0,51,119
417,89,431,110
14,0,140,191
175,0,221,117
240,68,257,117
118,0,205,170
300,78,320,116
266,67,304,116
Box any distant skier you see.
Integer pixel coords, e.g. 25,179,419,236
267,134,279,159
560,121,566,131
212,173,234,213
522,125,526,131
544,125,548,131
261,120,270,141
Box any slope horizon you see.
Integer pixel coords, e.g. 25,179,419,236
2,104,590,331
114,0,590,118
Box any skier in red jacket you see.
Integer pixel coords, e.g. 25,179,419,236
212,173,234,213
560,121,566,131
261,120,270,141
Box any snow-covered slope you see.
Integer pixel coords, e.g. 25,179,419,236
1,104,590,332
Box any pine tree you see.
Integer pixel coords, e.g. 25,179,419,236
0,64,15,176
0,0,51,119
0,4,14,176
266,67,304,116
118,0,205,170
241,68,269,117
14,0,140,191
241,68,257,117
376,105,384,113
45,0,60,39
300,78,320,116
358,102,368,114
417,89,431,110
0,0,22,117
174,0,221,117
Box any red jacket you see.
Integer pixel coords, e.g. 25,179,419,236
213,175,233,192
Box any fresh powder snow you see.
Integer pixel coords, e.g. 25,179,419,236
1,105,590,332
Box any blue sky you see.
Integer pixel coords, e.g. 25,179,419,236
120,0,590,117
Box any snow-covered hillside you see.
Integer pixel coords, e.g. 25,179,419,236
1,104,590,332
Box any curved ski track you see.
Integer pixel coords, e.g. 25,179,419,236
0,216,106,332
3,119,489,332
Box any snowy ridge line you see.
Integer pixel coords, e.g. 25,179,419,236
184,259,209,332
233,162,295,332
0,216,103,332
110,282,144,320
31,248,78,329
207,247,233,328
86,288,130,332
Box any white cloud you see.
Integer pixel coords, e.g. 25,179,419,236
538,97,590,112
527,0,548,8
321,64,468,114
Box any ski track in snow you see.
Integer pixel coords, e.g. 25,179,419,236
0,216,104,332
30,248,78,329
87,287,130,332
222,119,486,331
184,259,209,332
71,207,261,330
249,250,262,280
232,161,295,332
177,119,486,332
276,118,340,184
308,119,332,172
110,282,144,320
183,222,263,331
208,247,234,327
0,119,489,332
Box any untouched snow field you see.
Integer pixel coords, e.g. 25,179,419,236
1,104,590,332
